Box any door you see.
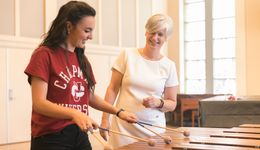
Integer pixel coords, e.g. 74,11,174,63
7,48,32,143
0,49,7,144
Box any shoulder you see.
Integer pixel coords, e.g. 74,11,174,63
32,46,54,57
121,48,139,58
29,46,60,66
161,56,176,66
159,57,178,73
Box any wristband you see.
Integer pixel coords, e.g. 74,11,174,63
157,99,164,109
116,108,125,117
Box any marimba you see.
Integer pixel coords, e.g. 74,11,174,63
115,124,260,150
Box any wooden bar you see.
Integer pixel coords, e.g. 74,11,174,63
190,137,260,148
210,132,260,140
239,124,260,128
224,127,260,134
172,143,258,150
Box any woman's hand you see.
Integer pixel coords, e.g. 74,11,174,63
71,110,98,132
117,110,138,123
142,96,161,108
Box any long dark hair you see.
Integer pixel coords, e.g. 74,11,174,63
41,1,96,92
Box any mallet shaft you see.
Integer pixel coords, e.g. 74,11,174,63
99,127,149,143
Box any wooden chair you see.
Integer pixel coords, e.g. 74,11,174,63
172,94,225,127
191,110,198,127
180,98,199,127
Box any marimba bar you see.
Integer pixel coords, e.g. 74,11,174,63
172,143,258,150
224,127,260,134
239,124,260,128
210,132,260,140
190,137,260,148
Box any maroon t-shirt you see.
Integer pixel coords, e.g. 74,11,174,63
24,46,95,137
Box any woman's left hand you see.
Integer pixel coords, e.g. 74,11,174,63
118,111,138,123
142,96,161,108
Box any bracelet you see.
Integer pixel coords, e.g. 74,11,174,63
116,108,125,117
157,99,164,109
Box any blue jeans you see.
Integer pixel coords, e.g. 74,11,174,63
31,124,92,150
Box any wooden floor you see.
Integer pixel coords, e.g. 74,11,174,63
0,142,30,150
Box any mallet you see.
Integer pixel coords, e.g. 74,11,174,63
88,128,113,150
138,121,190,137
98,127,156,146
137,122,172,144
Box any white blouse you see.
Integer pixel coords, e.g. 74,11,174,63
108,48,179,148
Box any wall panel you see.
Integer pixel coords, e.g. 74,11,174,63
20,0,44,38
121,0,136,47
138,0,152,47
0,0,15,35
101,0,118,46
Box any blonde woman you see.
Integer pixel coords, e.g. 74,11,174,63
100,14,179,148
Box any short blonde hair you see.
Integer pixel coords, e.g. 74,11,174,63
145,14,173,37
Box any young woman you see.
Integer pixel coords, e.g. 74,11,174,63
24,1,138,150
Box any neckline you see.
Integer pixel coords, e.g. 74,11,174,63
59,43,75,53
59,46,75,55
138,48,164,62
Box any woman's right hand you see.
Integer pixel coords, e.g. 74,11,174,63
99,120,110,141
71,110,98,132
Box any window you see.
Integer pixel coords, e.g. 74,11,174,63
183,0,236,94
